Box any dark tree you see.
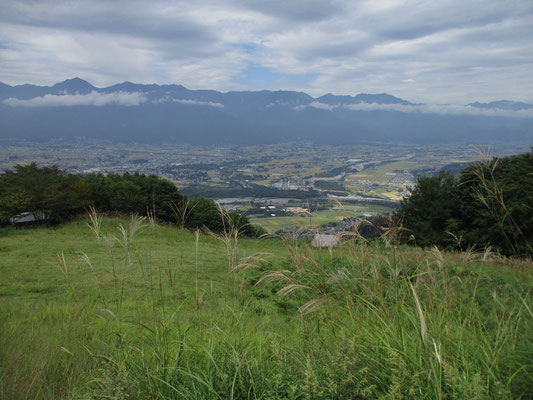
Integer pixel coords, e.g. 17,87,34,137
84,172,186,222
397,151,533,256
0,165,261,236
458,152,533,256
0,163,89,224
395,171,463,248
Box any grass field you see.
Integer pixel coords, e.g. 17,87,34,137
1,217,532,399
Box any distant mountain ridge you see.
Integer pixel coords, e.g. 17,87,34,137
2,77,531,110
0,78,532,145
316,92,415,106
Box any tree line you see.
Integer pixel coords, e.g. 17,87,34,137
0,163,262,236
396,150,533,257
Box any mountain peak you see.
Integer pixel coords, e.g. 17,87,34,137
354,93,413,105
316,92,413,106
104,81,164,93
51,78,95,94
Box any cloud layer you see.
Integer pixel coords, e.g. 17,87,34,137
4,91,146,107
1,0,532,103
297,101,533,118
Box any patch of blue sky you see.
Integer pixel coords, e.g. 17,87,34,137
0,41,16,49
240,64,316,90
238,42,259,54
240,65,280,88
275,72,318,89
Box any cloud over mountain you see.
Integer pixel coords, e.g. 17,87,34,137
172,99,224,109
4,91,146,107
297,101,533,118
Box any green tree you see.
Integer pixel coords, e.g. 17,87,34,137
458,152,533,256
0,164,263,237
397,151,533,256
185,196,262,236
396,171,462,248
84,172,186,222
0,163,89,224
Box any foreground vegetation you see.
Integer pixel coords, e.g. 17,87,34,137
1,216,532,399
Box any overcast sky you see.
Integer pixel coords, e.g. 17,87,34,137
1,0,532,104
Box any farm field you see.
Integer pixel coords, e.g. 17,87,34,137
248,203,395,232
1,217,532,399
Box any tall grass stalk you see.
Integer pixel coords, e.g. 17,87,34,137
56,251,78,303
170,199,196,230
79,251,106,307
204,205,241,274
87,206,103,243
469,149,532,256
195,229,203,309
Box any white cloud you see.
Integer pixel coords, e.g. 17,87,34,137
297,101,533,118
295,101,332,111
4,91,146,107
172,98,224,108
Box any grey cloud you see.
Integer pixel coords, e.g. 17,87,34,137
280,1,533,68
0,0,220,55
366,1,532,41
4,91,147,106
237,0,346,22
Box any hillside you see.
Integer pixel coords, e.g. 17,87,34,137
1,78,532,145
1,217,532,399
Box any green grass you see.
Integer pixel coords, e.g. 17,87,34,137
1,217,532,399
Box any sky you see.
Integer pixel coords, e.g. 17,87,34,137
1,0,533,104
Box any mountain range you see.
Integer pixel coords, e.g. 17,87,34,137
1,78,531,145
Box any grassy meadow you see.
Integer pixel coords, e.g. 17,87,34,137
1,216,532,399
